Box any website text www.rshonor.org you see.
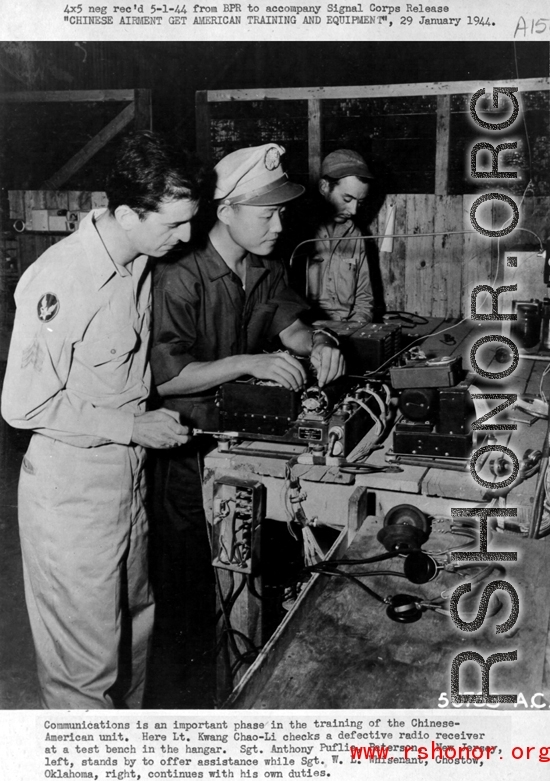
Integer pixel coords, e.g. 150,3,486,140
349,743,550,765
346,719,550,766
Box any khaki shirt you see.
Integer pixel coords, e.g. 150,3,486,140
307,219,373,323
1,211,151,448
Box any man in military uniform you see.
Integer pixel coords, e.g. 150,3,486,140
1,131,206,709
150,143,345,685
307,149,374,324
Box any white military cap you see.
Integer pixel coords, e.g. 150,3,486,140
214,143,305,206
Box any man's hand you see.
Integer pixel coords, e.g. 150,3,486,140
132,409,191,449
310,344,345,387
242,352,307,391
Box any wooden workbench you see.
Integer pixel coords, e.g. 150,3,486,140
202,317,550,706
205,317,547,520
228,517,550,709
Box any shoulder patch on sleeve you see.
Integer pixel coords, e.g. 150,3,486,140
37,293,60,323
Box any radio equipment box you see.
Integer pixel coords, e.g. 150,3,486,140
217,375,385,457
392,379,476,459
314,320,402,373
390,356,463,388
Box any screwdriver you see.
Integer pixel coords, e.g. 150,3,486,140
192,428,240,438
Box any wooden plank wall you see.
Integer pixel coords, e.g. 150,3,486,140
7,190,550,319
368,194,550,318
201,87,550,198
198,83,549,319
8,190,107,276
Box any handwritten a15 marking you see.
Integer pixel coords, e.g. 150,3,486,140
514,17,550,37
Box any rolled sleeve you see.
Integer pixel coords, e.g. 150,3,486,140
151,286,199,386
150,342,197,387
267,269,310,338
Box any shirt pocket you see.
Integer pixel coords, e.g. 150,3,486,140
74,324,141,396
80,324,139,367
333,254,359,307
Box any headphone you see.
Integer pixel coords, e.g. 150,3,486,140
375,504,503,623
376,503,431,554
309,503,504,624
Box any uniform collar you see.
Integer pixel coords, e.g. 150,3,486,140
203,238,268,282
79,209,148,290
320,218,356,238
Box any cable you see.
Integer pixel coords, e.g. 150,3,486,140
309,549,412,567
357,385,388,425
214,569,235,627
311,567,387,604
213,568,259,676
513,227,544,251
203,459,258,674
341,393,384,463
385,311,429,327
311,558,507,620
289,229,479,268
439,562,506,601
246,574,264,601
334,569,409,579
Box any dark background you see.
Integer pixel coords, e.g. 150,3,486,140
0,42,548,194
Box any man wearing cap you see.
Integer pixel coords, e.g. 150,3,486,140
149,144,344,690
306,149,374,324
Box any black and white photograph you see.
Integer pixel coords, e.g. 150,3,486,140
0,11,549,778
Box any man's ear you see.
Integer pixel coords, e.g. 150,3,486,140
114,205,141,231
216,202,234,226
318,178,329,198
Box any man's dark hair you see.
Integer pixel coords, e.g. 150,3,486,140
321,174,371,192
106,130,209,216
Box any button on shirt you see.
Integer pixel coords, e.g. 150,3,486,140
1,210,151,448
307,219,373,323
151,239,308,427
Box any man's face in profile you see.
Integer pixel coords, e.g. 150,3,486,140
129,198,199,257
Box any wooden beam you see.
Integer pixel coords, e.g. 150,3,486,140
307,98,322,185
435,94,451,196
202,77,549,104
134,89,152,131
41,103,135,190
0,89,135,104
195,90,212,163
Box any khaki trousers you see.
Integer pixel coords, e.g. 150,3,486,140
18,434,154,709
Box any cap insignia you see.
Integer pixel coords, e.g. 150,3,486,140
264,147,281,171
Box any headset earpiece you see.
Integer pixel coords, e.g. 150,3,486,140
377,504,431,552
403,551,440,584
386,594,423,623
